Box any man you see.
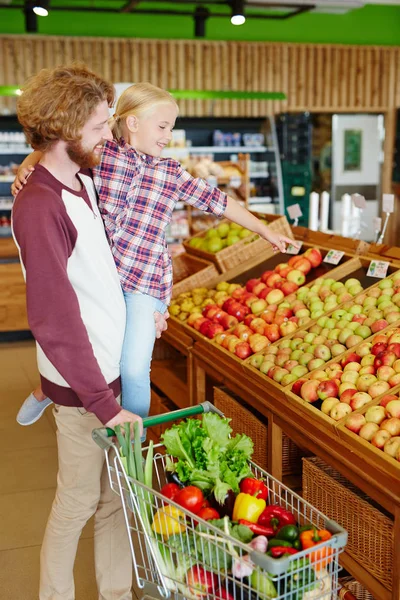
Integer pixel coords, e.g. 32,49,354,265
12,64,146,600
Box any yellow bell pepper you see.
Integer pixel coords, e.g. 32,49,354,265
232,493,266,523
151,505,187,539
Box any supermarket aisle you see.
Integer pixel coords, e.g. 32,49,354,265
0,341,98,599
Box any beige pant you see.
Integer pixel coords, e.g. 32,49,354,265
40,405,132,600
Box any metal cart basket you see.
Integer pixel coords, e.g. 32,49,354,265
93,402,347,600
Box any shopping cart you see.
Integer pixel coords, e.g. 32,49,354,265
92,402,347,600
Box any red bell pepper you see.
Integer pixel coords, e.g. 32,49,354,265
257,505,296,532
239,477,269,500
238,519,275,538
267,546,298,558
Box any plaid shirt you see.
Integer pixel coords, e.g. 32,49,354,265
94,140,227,305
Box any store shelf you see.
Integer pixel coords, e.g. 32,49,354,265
0,149,30,155
0,176,14,182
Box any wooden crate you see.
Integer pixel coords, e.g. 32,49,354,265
172,253,219,298
213,386,305,476
183,214,293,273
303,457,394,591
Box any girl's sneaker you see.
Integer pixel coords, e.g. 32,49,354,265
16,393,53,426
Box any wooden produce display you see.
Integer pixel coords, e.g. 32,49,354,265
290,227,370,256
303,457,394,592
183,213,293,273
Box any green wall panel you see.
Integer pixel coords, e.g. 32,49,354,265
1,5,400,46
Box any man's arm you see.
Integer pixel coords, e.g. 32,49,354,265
13,187,123,425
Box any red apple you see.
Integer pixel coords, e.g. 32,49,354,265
219,314,239,329
340,388,357,405
387,343,400,358
359,422,380,441
350,392,372,410
374,351,397,369
260,270,274,283
258,287,274,300
341,353,362,368
386,400,400,418
266,289,285,305
294,257,312,275
345,413,367,434
234,342,252,360
292,378,307,396
304,247,323,268
317,379,339,401
264,324,280,343
371,430,391,449
381,417,400,436
380,394,399,408
266,273,284,288
371,342,388,356
371,319,389,333
246,278,261,293
193,316,209,331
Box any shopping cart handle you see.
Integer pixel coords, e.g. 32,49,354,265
94,401,224,444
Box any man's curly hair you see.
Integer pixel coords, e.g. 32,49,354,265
17,63,114,152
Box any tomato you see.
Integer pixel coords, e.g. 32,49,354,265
200,499,211,509
160,483,180,501
174,486,204,514
197,507,220,521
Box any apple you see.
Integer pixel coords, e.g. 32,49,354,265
381,417,400,436
246,278,261,293
340,388,358,405
350,392,372,410
287,269,306,286
365,405,386,425
295,258,312,274
251,299,268,315
356,374,377,392
376,366,395,382
361,355,375,367
371,342,388,356
266,290,285,305
371,319,389,333
307,358,326,372
266,273,284,288
345,413,367,434
309,368,329,380
249,354,264,369
374,351,397,369
317,379,339,401
355,325,372,339
271,367,290,383
383,436,400,457
321,398,340,415
280,321,298,337
227,336,241,352
234,342,252,359
252,282,267,296
345,335,363,349
330,402,352,421
341,353,361,368
385,400,400,418
249,317,266,335
343,362,362,372
331,343,347,357
357,342,373,357
359,422,380,441
291,365,309,379
264,324,280,343
304,247,323,267
342,371,360,385
219,314,239,329
371,430,391,449
299,352,314,366
339,382,357,395
368,381,391,398
359,366,375,375
249,334,269,354
313,344,331,361
300,380,320,402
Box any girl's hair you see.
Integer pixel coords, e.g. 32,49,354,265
112,82,178,140
17,63,114,152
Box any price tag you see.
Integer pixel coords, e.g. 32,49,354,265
367,260,390,278
382,194,394,214
286,241,303,255
287,203,303,220
323,249,345,265
352,194,366,209
373,217,382,232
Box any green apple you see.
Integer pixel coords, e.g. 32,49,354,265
217,223,230,238
379,278,393,290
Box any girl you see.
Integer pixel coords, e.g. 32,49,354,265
16,82,294,427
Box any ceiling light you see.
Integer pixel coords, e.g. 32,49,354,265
33,1,48,17
231,0,245,26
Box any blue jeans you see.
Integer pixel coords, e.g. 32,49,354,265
121,291,167,420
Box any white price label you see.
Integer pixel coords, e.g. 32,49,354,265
286,241,303,255
287,203,303,220
352,194,366,209
382,194,395,214
229,176,242,189
367,260,390,278
323,249,345,265
373,217,382,232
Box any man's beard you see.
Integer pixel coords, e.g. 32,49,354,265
66,140,101,169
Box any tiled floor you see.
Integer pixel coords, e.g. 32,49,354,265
0,340,128,600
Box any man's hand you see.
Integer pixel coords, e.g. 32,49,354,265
154,309,169,339
260,228,299,254
11,166,34,197
105,409,143,436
